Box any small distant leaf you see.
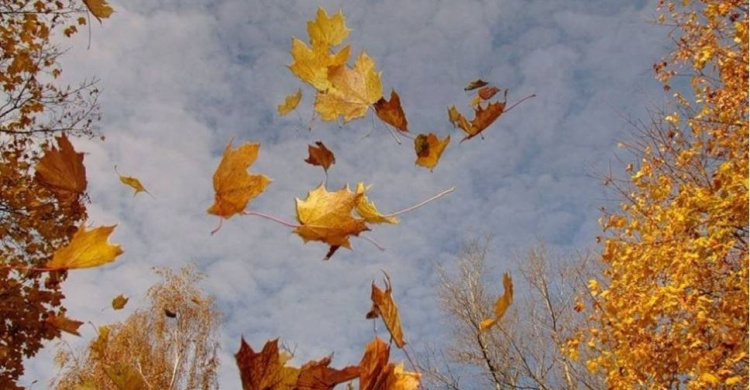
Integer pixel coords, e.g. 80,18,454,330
414,133,450,171
207,141,272,219
164,309,177,318
480,272,513,331
82,0,114,22
305,141,336,173
45,225,123,270
115,166,151,197
366,272,406,348
464,79,489,91
278,89,302,116
111,294,128,310
478,85,500,100
469,95,481,107
374,90,409,132
46,314,83,336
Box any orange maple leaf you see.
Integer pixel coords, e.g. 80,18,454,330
278,89,302,116
235,338,299,390
207,141,271,219
314,52,383,123
304,141,336,173
358,337,420,390
448,99,507,142
414,133,450,171
46,313,83,336
480,272,514,331
294,184,368,259
385,363,421,390
366,272,406,348
83,0,114,22
34,134,87,205
296,356,359,390
374,90,409,132
45,225,123,270
478,85,500,100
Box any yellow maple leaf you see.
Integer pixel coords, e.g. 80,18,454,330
45,225,123,270
82,0,114,22
366,272,406,348
480,273,513,331
385,363,421,390
207,141,271,219
294,184,368,259
278,89,302,116
314,52,383,123
414,133,450,171
289,38,350,92
307,7,351,47
115,166,152,197
355,183,397,224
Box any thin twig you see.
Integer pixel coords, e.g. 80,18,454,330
243,210,299,228
385,187,455,217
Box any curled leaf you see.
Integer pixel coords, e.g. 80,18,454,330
355,183,397,224
414,133,450,171
305,141,336,173
449,99,507,142
115,166,151,197
464,79,488,91
374,90,408,132
45,225,123,270
480,273,513,331
207,141,271,219
478,85,500,100
83,0,114,22
46,314,83,336
111,294,128,310
278,89,302,116
366,272,406,348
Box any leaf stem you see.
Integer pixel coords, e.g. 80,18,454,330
360,234,385,251
243,211,300,228
504,94,536,113
385,187,455,217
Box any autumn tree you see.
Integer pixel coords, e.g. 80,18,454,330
0,0,103,386
582,0,748,387
54,265,222,389
421,238,602,390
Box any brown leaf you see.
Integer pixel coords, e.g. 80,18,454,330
34,134,87,205
478,85,500,100
463,79,488,91
304,141,336,173
235,338,299,390
45,225,123,270
207,141,272,219
449,100,507,142
358,337,391,390
374,90,409,132
414,133,450,171
111,294,128,310
46,313,83,336
296,356,359,390
480,272,514,331
366,272,406,348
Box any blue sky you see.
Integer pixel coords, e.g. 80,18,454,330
23,0,670,387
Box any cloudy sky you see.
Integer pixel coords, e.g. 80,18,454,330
23,0,670,387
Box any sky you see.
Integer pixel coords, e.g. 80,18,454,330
22,0,671,387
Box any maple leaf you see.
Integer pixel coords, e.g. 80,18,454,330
314,52,383,123
82,0,114,22
235,338,299,390
384,363,421,390
478,85,500,100
464,79,488,91
414,133,450,171
480,272,513,331
34,134,87,205
374,90,409,132
278,89,302,116
45,225,123,270
294,184,368,260
111,294,128,310
296,356,359,390
366,272,406,348
355,183,398,224
305,141,336,173
307,7,351,48
207,141,271,219
448,100,507,142
115,165,151,197
289,38,350,92
358,338,391,390
45,313,83,336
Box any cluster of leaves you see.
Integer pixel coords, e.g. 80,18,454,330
580,0,748,387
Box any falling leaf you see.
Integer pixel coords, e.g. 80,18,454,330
115,166,151,197
82,0,114,22
278,89,302,116
34,134,87,205
235,338,299,390
307,7,351,48
464,79,488,91
448,100,507,142
480,272,514,331
104,363,149,390
366,272,406,348
314,52,383,123
478,85,500,100
111,294,128,310
289,38,350,92
374,90,408,132
46,314,83,336
45,225,123,270
207,141,272,219
358,338,391,390
384,363,421,390
355,183,397,224
447,106,462,128
304,141,336,173
414,133,450,170
294,184,368,259
296,356,359,390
